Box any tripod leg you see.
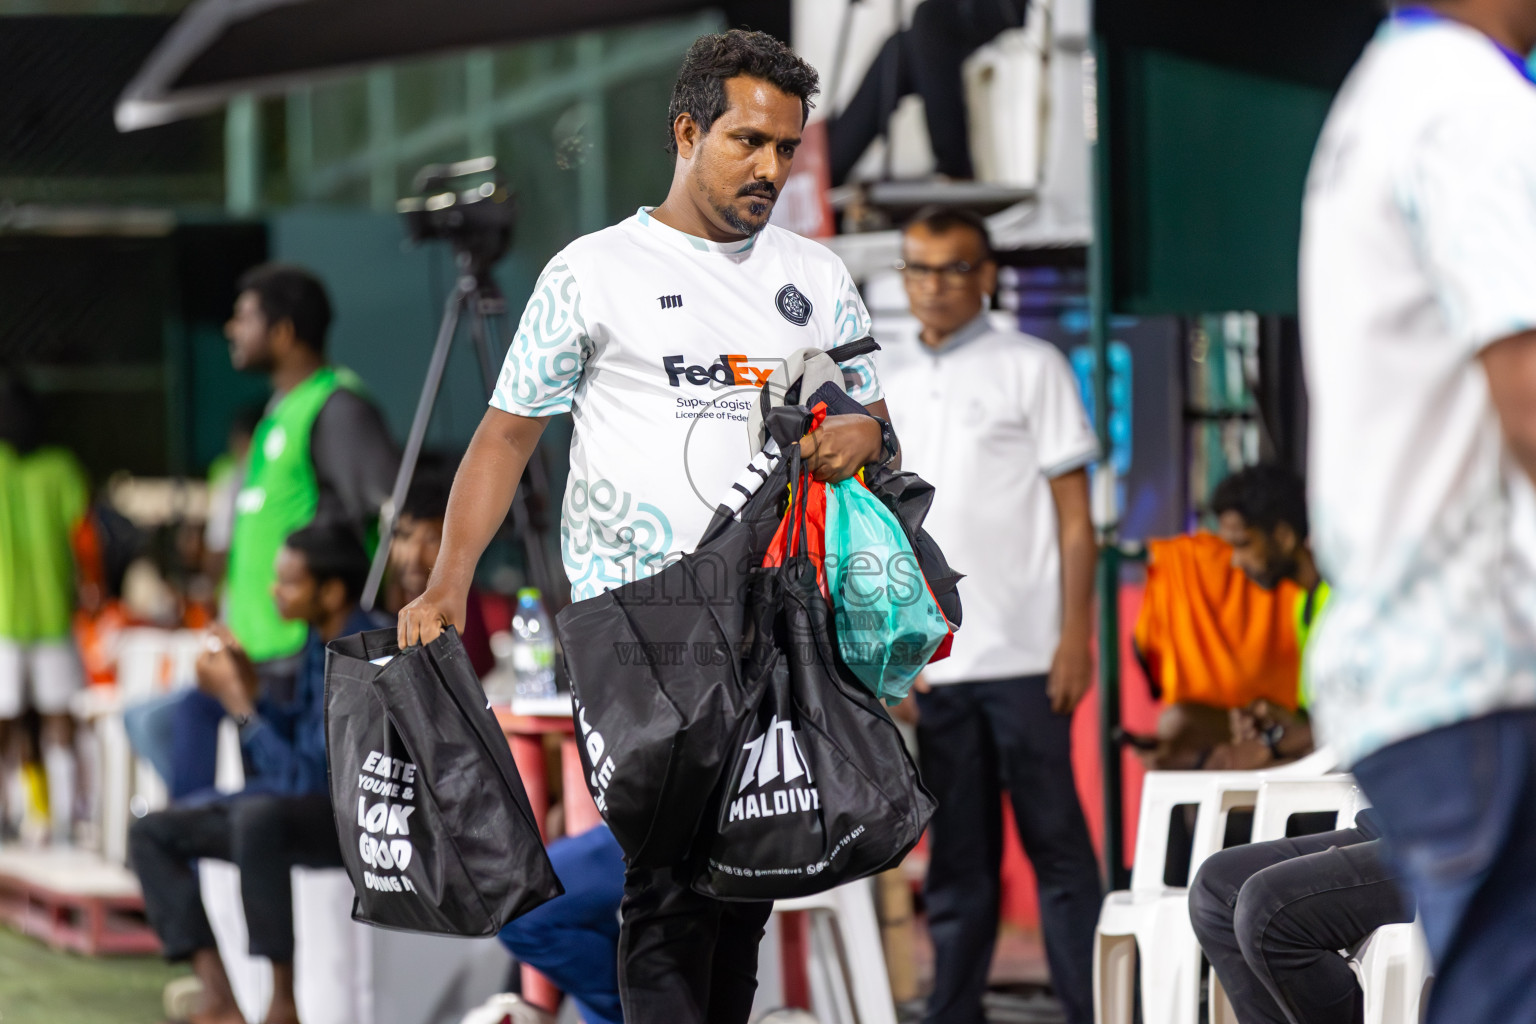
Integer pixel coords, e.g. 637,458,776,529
361,275,471,612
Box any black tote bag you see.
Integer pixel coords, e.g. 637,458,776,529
554,450,788,869
692,453,936,901
325,627,562,935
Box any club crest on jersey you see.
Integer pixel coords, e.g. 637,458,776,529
775,284,812,327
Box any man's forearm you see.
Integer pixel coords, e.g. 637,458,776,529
1059,518,1097,646
1048,468,1097,649
429,409,548,594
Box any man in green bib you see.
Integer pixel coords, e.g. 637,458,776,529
223,265,398,666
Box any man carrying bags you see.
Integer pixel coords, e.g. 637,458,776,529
399,30,894,1024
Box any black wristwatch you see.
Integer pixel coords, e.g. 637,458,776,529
873,417,899,466
1262,722,1287,759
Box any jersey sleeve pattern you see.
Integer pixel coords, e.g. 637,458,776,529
491,255,593,416
1400,108,1536,354
832,269,883,404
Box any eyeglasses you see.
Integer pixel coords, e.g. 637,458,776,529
894,259,982,285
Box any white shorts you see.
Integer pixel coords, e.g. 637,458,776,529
0,640,84,719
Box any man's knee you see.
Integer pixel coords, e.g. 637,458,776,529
228,796,287,865
1189,852,1242,944
1231,868,1286,965
128,810,172,866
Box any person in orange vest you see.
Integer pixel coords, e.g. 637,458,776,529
1129,464,1323,771
1208,463,1329,770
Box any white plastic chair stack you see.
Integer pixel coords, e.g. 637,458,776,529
963,18,1049,187
1094,770,1264,1024
1208,773,1368,1024
92,628,208,863
759,879,897,1024
1211,770,1432,1024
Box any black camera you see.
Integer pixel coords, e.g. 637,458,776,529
397,156,516,275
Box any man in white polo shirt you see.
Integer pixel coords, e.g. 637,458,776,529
1301,2,1536,1020
398,30,894,1024
883,207,1101,1024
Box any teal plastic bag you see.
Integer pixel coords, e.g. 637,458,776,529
825,477,950,705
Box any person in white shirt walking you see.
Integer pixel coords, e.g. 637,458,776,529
1301,2,1536,1020
398,30,895,1024
884,207,1101,1024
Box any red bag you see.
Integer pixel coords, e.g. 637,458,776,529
762,404,954,666
763,404,830,599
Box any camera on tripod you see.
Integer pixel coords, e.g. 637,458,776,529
396,156,516,275
363,155,558,613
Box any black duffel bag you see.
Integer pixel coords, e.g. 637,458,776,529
325,627,562,935
692,447,936,900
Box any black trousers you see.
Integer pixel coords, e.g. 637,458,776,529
128,793,344,963
617,864,772,1024
916,676,1102,1024
829,0,1030,184
1189,810,1414,1024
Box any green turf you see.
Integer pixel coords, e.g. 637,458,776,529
0,925,189,1024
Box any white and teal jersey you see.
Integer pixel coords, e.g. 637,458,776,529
1300,18,1536,765
492,207,879,601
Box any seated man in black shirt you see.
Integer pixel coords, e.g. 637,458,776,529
130,524,384,1024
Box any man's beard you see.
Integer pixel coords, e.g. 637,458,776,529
711,184,777,236
1249,554,1299,592
230,342,276,374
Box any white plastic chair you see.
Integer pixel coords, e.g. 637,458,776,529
1095,746,1344,1024
1208,772,1368,1024
1352,921,1431,1024
1213,771,1432,1024
759,879,897,1024
1251,775,1369,844
1094,770,1263,1024
963,21,1049,187
97,630,172,864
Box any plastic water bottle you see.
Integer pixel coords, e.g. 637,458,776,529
510,587,557,701
484,631,518,705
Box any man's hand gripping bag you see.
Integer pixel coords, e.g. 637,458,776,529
325,627,561,935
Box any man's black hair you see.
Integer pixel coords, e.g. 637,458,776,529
283,523,370,605
237,263,333,354
400,455,456,522
666,30,819,155
904,205,996,261
1211,463,1309,540
0,371,42,454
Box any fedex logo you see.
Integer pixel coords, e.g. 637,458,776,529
663,354,778,389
